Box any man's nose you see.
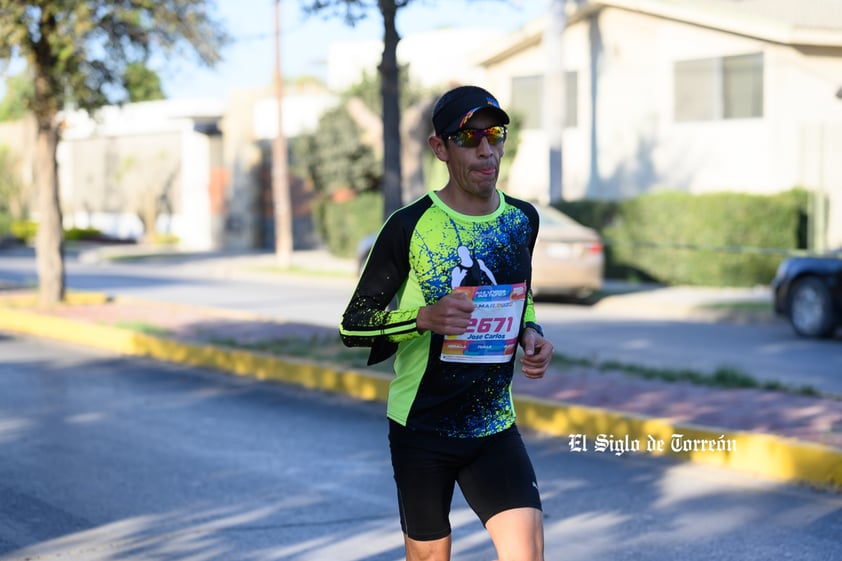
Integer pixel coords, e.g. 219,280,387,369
476,136,493,155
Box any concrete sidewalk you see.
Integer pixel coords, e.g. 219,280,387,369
1,285,840,492
595,280,773,319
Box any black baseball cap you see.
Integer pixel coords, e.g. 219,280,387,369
432,85,510,136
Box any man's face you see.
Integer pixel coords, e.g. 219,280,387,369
430,109,506,202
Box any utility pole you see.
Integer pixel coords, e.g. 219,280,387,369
273,0,293,266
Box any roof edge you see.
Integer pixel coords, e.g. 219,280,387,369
593,0,842,47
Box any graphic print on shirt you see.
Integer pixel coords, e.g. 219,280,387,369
442,240,525,366
451,245,498,289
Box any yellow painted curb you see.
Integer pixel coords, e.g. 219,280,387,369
0,289,112,307
513,396,842,490
0,306,391,404
2,305,840,491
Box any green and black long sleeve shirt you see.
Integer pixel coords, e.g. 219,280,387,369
340,190,540,438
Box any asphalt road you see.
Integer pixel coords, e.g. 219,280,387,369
1,334,841,561
1,247,840,396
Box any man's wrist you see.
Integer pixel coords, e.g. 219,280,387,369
524,321,543,337
415,306,429,333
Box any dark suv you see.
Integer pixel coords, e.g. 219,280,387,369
772,251,842,338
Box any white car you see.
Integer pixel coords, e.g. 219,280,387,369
530,204,604,298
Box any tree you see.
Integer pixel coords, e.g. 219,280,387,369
0,72,34,122
0,145,25,223
292,68,424,200
0,1,228,306
293,104,381,198
113,152,178,244
303,0,410,221
123,63,166,103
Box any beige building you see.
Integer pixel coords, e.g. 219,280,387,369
58,99,226,250
8,82,336,252
480,0,842,249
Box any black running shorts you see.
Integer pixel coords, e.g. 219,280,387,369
388,419,542,541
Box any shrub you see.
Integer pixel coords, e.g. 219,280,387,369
0,212,10,238
556,189,808,287
10,220,37,243
313,191,385,258
64,227,103,241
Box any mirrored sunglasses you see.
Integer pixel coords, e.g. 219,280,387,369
446,125,507,148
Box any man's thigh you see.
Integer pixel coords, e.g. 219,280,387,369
389,421,467,541
457,425,542,525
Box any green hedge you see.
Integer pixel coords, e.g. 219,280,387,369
314,191,385,258
318,189,808,287
9,219,38,243
0,220,117,245
557,189,808,287
64,227,103,241
0,212,11,238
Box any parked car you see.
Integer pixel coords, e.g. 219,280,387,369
356,204,604,299
530,204,604,298
772,251,842,338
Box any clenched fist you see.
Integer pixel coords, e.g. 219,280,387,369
416,290,476,336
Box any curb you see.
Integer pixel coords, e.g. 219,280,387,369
1,302,840,492
512,397,842,489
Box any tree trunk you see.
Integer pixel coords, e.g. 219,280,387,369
35,119,65,307
401,96,435,203
273,0,293,266
378,0,403,219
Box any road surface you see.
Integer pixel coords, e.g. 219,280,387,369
1,333,840,560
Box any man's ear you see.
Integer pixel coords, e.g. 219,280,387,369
428,134,449,162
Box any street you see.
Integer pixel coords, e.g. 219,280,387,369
1,334,840,560
1,248,841,396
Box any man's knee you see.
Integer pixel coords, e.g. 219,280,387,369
485,507,544,561
404,534,452,561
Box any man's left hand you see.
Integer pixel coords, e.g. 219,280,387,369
520,328,553,379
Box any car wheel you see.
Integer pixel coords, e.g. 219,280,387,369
788,276,835,338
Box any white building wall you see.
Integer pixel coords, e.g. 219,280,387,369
57,100,224,249
253,90,338,140
770,45,842,248
586,7,842,202
486,7,842,246
556,20,593,201
588,9,763,197
221,89,263,251
178,131,213,250
500,8,823,197
481,39,547,202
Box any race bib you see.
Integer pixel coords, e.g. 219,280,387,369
440,283,527,363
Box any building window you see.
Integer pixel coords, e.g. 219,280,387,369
723,53,763,118
510,71,579,130
674,52,763,121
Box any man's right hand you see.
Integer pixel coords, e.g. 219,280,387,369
416,290,476,335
